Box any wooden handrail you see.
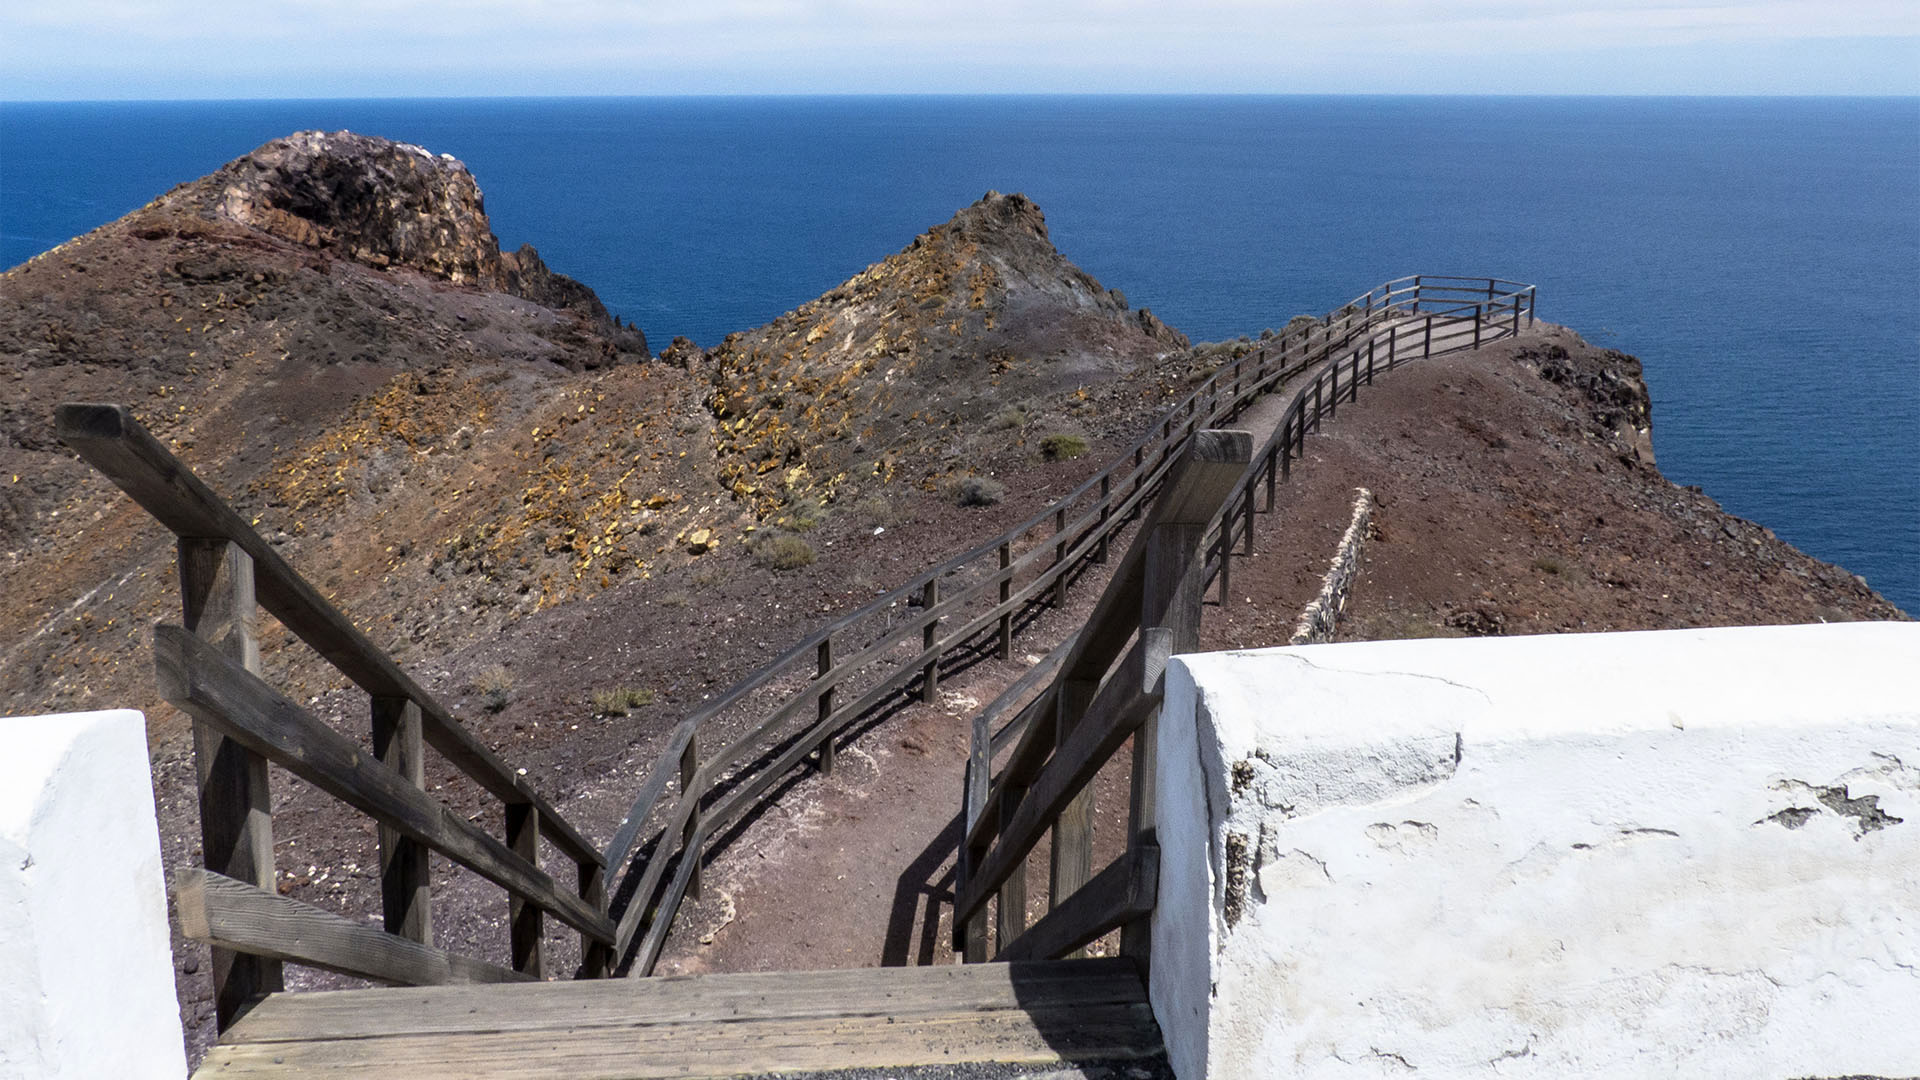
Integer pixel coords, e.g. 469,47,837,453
953,279,1536,964
611,276,1535,972
155,626,617,944
54,404,604,872
59,402,619,1020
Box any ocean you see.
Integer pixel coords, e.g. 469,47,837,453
2,96,1915,611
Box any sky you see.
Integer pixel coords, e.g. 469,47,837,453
2,0,1916,99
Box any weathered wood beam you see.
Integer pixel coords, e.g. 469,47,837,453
55,403,603,872
958,631,1165,924
998,843,1159,964
153,625,615,945
173,868,531,987
179,536,282,1028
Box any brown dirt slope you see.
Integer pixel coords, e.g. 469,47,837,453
655,323,1904,984
690,191,1191,522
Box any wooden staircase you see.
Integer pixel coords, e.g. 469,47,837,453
192,958,1161,1078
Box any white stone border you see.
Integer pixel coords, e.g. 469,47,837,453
1288,487,1373,645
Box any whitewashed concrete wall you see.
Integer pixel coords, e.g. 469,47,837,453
1150,623,1920,1080
1,710,186,1079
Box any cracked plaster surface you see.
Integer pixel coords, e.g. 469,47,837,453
1150,624,1920,1080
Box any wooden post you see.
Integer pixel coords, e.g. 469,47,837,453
1424,314,1434,358
1052,508,1068,608
996,783,1029,950
506,802,543,978
1216,533,1232,606
1048,678,1098,940
1388,324,1398,369
997,544,1013,660
1411,274,1422,314
1328,362,1338,420
179,537,281,1029
577,859,611,978
1264,447,1278,511
1095,475,1111,564
921,579,941,704
1243,480,1257,556
1313,378,1324,430
1123,519,1207,965
1511,294,1522,336
1366,337,1376,385
816,636,836,775
371,696,430,947
1474,304,1483,348
680,736,701,901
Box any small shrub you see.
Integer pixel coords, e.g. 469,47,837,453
591,686,655,716
472,664,513,713
782,495,828,533
658,590,691,608
692,566,725,588
1039,433,1089,461
1531,556,1566,577
988,406,1029,432
751,532,817,570
947,475,1006,508
855,494,909,527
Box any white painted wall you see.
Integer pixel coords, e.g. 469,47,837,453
1150,623,1920,1080
1,710,186,1080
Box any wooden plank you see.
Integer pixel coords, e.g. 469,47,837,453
371,696,430,947
55,403,604,872
220,958,1147,1043
198,1003,1162,1078
173,869,530,988
815,636,835,775
576,859,612,979
602,719,695,877
180,537,282,1029
1058,429,1251,690
153,625,616,945
920,578,940,703
507,803,543,978
1047,676,1098,936
958,632,1165,923
995,782,1030,955
1000,843,1159,964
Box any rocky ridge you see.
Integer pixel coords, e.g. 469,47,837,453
689,191,1192,519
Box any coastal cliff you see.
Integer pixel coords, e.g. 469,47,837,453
0,134,1904,1059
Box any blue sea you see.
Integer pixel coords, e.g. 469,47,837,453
3,96,1916,611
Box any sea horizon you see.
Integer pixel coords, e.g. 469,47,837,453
2,95,1915,611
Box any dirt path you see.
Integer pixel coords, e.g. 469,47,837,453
651,317,1446,974
650,317,1904,977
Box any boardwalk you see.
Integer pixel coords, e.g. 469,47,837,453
194,959,1158,1078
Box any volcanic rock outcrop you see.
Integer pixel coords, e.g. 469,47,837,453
697,191,1192,516
155,130,626,329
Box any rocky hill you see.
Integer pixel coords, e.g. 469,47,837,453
3,131,1907,1062
0,137,1210,734
686,190,1189,520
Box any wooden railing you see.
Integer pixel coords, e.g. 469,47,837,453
951,276,1537,965
56,404,617,1029
608,275,1536,974
57,275,1533,1008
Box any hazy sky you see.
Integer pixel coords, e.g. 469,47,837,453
3,1,1916,99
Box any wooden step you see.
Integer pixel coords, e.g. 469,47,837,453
195,958,1163,1078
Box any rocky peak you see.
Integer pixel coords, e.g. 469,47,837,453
154,131,629,336
943,190,1051,244
700,191,1192,515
